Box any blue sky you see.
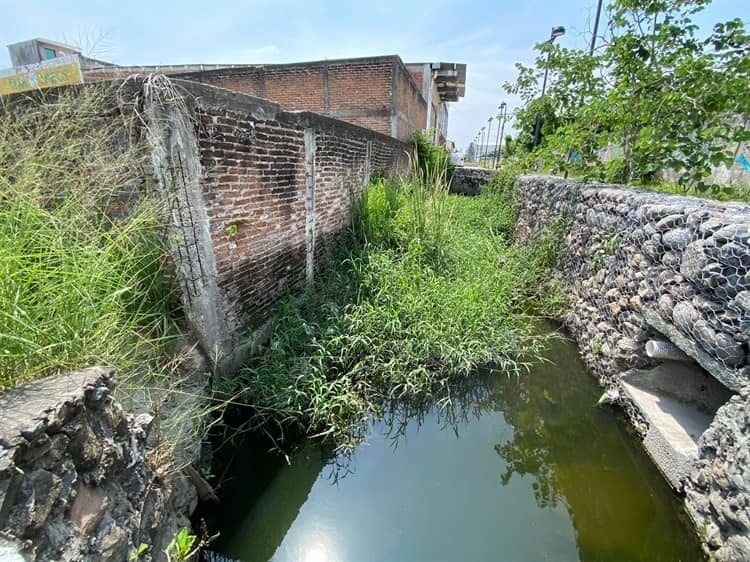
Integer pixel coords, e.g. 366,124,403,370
0,0,745,150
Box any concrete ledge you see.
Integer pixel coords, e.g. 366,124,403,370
620,362,729,490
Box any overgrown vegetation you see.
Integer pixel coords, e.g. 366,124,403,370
503,0,749,198
0,87,176,388
224,149,563,451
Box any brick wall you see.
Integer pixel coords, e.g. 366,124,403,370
175,58,406,140
89,56,428,143
149,79,408,370
393,60,427,141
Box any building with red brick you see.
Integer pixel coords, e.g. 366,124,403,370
2,41,466,144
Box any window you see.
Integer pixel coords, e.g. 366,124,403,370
43,47,56,60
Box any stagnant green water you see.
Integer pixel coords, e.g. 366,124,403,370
206,329,703,562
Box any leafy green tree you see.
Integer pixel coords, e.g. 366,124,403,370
503,0,750,191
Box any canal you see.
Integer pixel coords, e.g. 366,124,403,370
205,326,703,562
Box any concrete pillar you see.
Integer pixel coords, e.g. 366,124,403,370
143,89,232,375
364,140,372,188
304,128,317,285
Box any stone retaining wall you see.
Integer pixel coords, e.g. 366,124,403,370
0,367,197,561
515,174,750,561
449,166,494,195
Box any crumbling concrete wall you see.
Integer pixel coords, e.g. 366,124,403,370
0,367,197,562
514,174,750,561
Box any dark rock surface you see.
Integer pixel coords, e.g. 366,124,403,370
0,367,197,561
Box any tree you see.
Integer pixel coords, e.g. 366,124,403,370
503,0,750,190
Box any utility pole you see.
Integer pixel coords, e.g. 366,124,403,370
479,126,486,165
589,0,603,55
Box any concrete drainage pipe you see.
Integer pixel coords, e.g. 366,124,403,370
645,339,691,362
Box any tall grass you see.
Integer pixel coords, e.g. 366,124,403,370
0,87,176,388
226,154,563,451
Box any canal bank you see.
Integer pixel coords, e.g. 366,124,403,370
203,324,702,562
514,175,750,561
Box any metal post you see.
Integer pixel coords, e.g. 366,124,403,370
494,103,507,168
589,0,603,55
485,117,493,166
532,49,552,149
493,103,506,168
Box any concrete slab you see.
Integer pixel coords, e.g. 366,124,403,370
622,375,715,490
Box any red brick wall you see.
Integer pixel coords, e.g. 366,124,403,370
394,62,428,141
198,110,307,329
85,57,429,143
176,61,395,139
186,68,265,98
263,67,326,111
185,81,408,338
327,61,391,111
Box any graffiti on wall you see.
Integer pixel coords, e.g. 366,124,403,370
0,55,82,96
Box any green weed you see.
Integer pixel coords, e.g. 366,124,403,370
0,87,177,388
225,163,562,451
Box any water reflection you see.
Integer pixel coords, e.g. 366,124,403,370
209,328,703,562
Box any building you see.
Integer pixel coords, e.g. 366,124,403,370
0,38,113,96
405,62,466,145
2,39,466,144
7,38,82,66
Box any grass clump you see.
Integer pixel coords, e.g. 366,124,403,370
0,87,176,389
228,160,562,450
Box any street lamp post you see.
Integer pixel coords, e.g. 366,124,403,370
485,117,494,166
493,102,507,168
479,126,486,165
532,25,565,150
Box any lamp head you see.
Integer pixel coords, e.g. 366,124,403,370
551,26,566,41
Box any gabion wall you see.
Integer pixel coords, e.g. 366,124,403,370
515,174,750,561
516,175,749,389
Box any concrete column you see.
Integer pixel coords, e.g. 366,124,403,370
322,63,330,113
364,140,372,188
143,90,232,376
304,128,317,285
